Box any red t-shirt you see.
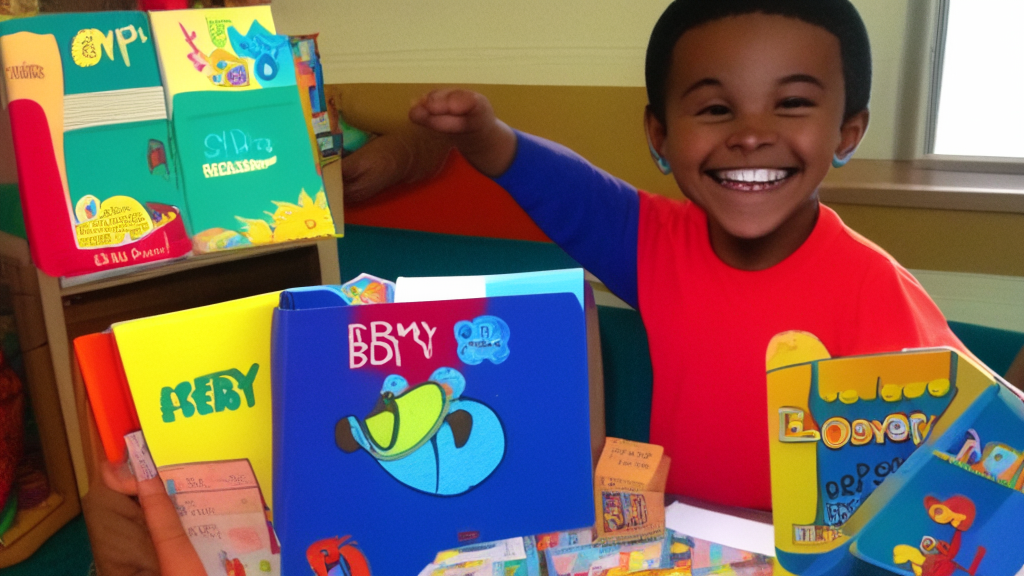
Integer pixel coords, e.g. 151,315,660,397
637,193,966,510
493,132,967,511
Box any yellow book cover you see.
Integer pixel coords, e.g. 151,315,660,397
148,6,280,108
112,291,279,507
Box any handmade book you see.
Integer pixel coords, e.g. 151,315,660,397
0,8,336,278
149,7,333,254
766,331,1024,576
0,12,192,278
109,292,280,508
593,438,670,545
158,458,279,576
272,284,601,576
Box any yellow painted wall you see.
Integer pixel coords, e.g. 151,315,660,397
274,0,925,160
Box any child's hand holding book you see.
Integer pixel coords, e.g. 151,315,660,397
100,435,207,576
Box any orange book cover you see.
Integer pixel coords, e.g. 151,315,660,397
74,332,140,462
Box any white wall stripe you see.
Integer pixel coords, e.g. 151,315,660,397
910,269,1024,333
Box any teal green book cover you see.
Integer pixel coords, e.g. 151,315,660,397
0,11,191,277
149,7,335,253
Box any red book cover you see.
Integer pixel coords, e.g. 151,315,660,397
74,332,140,462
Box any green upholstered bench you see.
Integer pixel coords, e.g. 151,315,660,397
337,225,1024,445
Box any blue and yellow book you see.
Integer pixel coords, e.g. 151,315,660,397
767,332,1024,576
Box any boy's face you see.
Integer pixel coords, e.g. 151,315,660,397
646,14,868,257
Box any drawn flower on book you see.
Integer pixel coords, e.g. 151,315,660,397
335,368,506,496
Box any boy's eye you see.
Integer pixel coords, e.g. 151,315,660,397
778,97,815,109
696,104,731,116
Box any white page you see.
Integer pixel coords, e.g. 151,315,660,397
665,501,775,557
395,275,487,303
436,537,527,565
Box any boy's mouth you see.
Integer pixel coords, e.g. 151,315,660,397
707,168,796,192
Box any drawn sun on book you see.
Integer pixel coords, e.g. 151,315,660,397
235,189,335,245
335,367,506,496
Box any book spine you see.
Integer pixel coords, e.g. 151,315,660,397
0,31,77,277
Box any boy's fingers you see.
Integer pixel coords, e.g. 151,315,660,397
408,103,432,126
445,90,483,116
422,88,456,113
409,106,471,134
101,459,140,496
135,476,207,576
423,115,472,134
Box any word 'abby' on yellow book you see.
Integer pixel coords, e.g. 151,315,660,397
111,291,279,508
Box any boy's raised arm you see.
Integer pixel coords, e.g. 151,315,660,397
344,89,642,308
408,89,518,177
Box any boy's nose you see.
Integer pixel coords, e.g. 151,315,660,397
725,119,778,152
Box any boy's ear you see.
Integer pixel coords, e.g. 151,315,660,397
644,106,668,157
836,109,870,159
644,106,673,174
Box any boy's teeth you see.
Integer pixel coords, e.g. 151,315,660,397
716,169,789,182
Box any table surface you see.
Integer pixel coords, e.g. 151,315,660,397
667,494,774,525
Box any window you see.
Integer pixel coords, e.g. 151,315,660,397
929,0,1024,159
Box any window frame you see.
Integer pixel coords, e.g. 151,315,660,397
916,0,1024,174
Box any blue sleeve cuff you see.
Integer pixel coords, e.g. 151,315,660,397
494,131,639,308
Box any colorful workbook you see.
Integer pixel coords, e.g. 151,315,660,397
766,332,1024,576
0,12,192,278
0,7,336,277
149,7,333,254
109,291,279,508
158,459,279,576
271,285,600,576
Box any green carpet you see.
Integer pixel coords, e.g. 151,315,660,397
1,514,93,576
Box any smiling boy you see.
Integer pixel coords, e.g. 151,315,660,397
346,0,966,511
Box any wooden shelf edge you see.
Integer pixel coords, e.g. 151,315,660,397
0,491,80,568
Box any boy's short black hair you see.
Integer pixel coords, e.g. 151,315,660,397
645,0,872,124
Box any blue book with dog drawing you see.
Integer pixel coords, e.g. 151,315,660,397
271,288,598,576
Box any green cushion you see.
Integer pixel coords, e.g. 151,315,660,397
948,320,1024,377
597,306,652,442
337,224,579,282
